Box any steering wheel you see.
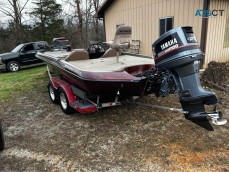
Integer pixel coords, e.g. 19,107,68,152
88,44,105,53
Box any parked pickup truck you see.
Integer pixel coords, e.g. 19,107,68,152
0,41,49,72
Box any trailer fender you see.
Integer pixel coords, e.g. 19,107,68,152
50,77,77,104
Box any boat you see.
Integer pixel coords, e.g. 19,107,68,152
36,25,227,128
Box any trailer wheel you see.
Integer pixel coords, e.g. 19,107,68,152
0,122,5,151
59,88,75,114
48,82,58,104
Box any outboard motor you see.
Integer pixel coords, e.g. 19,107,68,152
152,26,227,126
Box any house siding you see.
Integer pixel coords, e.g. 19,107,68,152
104,0,203,57
204,0,229,67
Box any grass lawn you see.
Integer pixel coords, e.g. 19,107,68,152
0,66,48,99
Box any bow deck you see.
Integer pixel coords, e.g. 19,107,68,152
67,55,154,72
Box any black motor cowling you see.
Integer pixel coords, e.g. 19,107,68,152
152,26,218,120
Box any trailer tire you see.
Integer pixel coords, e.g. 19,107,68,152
0,122,5,151
48,82,58,104
58,88,75,114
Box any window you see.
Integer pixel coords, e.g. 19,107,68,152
23,44,34,52
159,17,173,36
224,13,229,47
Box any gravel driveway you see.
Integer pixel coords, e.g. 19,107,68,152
0,87,228,171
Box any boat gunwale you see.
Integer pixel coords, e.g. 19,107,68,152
36,52,151,83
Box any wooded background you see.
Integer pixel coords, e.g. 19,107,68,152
0,0,104,53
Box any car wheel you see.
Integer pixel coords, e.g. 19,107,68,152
7,61,20,72
0,122,5,151
59,88,75,114
48,82,58,104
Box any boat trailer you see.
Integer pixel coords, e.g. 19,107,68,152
48,68,227,130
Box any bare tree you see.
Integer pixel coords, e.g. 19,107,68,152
63,0,104,48
92,0,101,41
75,0,84,45
0,0,29,42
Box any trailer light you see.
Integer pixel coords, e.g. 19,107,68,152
76,106,97,113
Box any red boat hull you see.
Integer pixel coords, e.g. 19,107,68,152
49,63,155,99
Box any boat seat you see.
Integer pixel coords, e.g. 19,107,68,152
101,48,117,58
65,49,89,61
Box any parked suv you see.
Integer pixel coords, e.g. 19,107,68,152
0,41,49,72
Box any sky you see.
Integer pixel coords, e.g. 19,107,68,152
0,0,74,27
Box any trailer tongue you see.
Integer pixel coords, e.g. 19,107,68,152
152,26,227,126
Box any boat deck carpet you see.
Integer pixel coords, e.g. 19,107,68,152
67,55,154,72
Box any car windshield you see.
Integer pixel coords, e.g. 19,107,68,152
55,40,70,46
11,44,24,53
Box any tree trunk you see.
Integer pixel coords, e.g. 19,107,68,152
12,0,23,42
93,0,100,41
75,0,83,47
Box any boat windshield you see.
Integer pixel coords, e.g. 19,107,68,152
55,40,70,46
11,44,24,53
